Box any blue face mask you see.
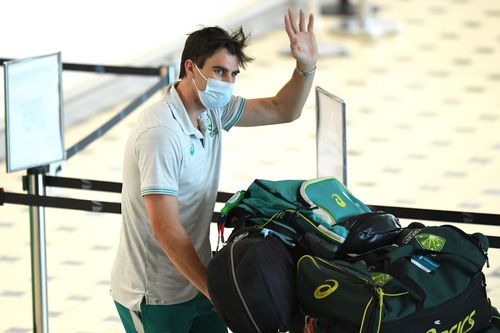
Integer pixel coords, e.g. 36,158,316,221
193,65,234,109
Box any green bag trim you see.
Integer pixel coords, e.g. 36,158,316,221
356,287,409,333
299,177,371,225
300,178,338,224
298,255,371,283
288,210,344,245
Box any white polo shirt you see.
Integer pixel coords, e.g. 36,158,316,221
111,82,245,311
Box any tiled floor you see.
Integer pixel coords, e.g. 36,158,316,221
1,0,500,332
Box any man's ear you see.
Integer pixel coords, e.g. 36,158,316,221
184,59,195,77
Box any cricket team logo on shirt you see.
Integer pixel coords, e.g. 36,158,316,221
207,115,219,138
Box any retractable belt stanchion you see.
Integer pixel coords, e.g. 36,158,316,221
27,166,50,333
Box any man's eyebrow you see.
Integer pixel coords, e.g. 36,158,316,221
212,65,240,75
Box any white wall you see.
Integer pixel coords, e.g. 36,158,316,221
1,0,274,89
0,0,297,160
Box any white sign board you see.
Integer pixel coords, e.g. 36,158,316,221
316,86,347,185
4,53,65,172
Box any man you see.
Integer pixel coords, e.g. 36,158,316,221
111,8,318,333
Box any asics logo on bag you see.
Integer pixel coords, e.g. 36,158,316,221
331,194,346,207
425,309,475,333
314,279,339,299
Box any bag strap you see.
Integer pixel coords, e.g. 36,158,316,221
383,261,427,309
262,212,310,249
387,246,485,271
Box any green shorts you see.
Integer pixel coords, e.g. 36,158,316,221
114,293,228,333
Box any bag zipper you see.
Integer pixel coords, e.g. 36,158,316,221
365,288,410,333
311,256,373,283
229,237,262,333
243,204,265,219
254,179,301,208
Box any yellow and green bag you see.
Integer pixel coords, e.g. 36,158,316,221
296,224,492,333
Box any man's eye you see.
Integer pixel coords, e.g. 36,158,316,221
214,69,224,76
232,72,239,78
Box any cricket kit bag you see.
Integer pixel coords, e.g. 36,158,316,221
296,223,492,333
219,177,402,259
207,227,296,333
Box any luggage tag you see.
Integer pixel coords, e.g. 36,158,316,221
410,255,440,273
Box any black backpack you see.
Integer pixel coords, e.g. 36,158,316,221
208,227,296,333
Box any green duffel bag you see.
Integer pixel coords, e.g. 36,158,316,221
224,177,371,227
220,177,373,256
296,224,492,333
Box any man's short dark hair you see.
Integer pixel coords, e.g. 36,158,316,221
179,26,254,78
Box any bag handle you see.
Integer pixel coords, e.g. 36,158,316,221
386,245,414,264
384,261,427,308
383,247,485,309
385,245,460,264
386,246,484,271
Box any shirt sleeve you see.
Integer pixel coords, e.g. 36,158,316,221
135,126,182,197
221,95,246,131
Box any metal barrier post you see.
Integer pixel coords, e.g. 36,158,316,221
27,167,49,333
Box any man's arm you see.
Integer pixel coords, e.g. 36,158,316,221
144,194,210,299
236,9,318,127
